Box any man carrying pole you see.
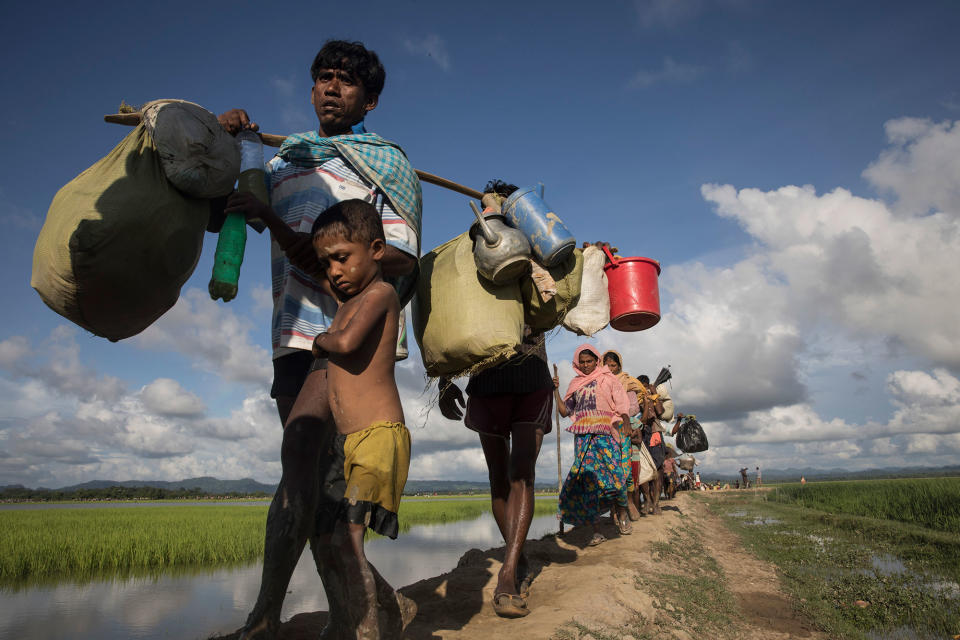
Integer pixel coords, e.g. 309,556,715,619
215,39,421,639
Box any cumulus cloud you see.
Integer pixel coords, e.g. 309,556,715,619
140,378,206,417
136,288,272,386
0,325,283,487
402,34,451,71
862,118,960,215
701,178,960,368
0,327,125,402
628,56,704,88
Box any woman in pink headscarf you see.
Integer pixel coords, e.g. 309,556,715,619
553,344,633,545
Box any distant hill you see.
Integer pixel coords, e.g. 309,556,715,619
57,476,277,495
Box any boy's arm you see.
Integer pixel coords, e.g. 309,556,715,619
313,285,395,356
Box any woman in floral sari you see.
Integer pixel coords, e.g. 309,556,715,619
554,345,633,545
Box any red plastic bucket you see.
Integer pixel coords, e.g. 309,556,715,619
602,246,661,331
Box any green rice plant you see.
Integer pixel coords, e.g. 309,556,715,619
766,477,960,533
0,506,267,587
0,497,559,587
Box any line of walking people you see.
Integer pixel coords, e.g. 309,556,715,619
554,345,679,546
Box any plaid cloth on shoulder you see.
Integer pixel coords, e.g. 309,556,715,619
279,131,422,237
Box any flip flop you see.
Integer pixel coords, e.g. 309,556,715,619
492,592,530,618
588,532,606,546
617,519,633,535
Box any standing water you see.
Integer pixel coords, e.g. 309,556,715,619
0,511,560,640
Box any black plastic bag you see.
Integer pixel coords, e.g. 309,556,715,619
676,415,708,453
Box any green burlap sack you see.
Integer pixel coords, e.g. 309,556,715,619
31,125,209,341
412,233,524,378
521,249,584,331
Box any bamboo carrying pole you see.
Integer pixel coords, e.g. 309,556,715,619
553,363,564,536
103,113,484,199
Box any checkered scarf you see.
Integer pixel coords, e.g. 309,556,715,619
278,131,422,235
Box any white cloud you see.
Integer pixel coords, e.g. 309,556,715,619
140,378,206,417
135,288,272,386
250,284,273,314
862,117,960,215
402,35,451,71
701,176,960,368
628,56,705,88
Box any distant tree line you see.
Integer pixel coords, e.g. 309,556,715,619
0,485,272,502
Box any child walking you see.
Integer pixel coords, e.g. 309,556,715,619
310,199,415,639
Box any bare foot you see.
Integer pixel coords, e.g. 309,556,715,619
238,614,278,640
379,591,417,639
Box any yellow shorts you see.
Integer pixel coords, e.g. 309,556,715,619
317,421,410,539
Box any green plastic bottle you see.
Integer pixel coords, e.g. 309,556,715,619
209,130,266,302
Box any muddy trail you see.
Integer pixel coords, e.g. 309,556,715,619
216,493,823,639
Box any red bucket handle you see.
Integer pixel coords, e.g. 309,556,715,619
601,243,620,267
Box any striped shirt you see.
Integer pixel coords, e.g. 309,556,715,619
265,155,419,358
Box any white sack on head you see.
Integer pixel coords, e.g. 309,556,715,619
142,99,240,198
562,245,609,336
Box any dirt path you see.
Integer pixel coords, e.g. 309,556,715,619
217,493,825,639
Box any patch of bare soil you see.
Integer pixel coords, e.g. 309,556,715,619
215,493,825,639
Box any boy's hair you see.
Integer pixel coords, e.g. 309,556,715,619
483,179,519,198
311,199,385,244
311,40,386,97
639,375,650,384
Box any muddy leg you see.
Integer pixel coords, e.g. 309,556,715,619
311,536,350,640
241,371,332,640
369,563,417,639
335,521,380,640
651,472,663,514
640,481,654,514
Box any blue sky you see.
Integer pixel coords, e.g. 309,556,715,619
2,0,959,487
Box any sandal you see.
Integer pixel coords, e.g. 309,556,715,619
588,532,606,546
617,518,633,535
517,558,533,597
492,592,530,618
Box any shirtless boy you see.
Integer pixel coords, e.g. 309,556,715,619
310,198,414,639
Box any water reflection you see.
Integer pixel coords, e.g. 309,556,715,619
0,511,559,640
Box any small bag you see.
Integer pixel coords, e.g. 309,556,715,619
562,245,609,336
635,443,657,485
675,415,709,453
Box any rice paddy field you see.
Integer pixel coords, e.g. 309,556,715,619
766,477,960,532
704,477,960,639
0,496,559,588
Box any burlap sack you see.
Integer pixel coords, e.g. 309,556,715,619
141,99,240,198
521,249,583,331
562,245,610,336
413,233,523,377
31,125,208,341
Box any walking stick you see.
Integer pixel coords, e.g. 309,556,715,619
103,112,485,199
553,364,564,536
